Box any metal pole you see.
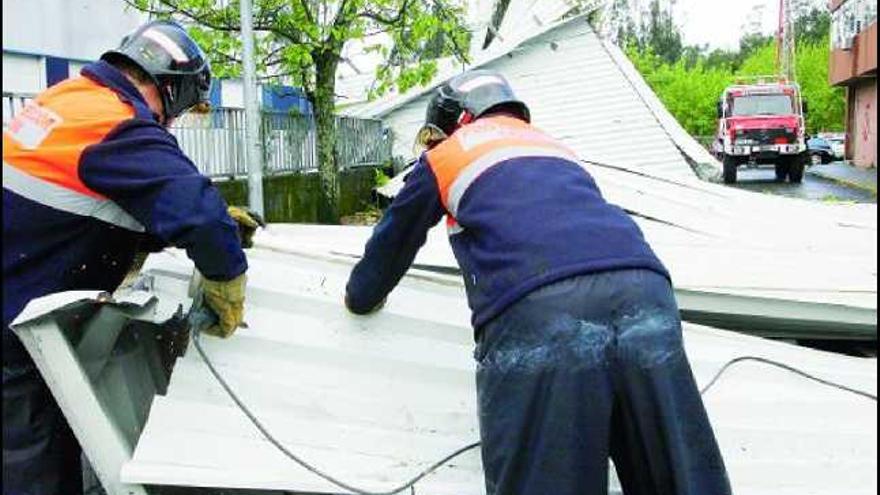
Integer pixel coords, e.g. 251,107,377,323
240,0,265,217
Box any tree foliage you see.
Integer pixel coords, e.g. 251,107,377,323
737,41,845,133
622,2,845,136
628,46,733,136
123,0,470,223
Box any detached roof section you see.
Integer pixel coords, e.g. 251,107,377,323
11,242,877,494
349,15,720,179
129,247,875,493
255,222,878,341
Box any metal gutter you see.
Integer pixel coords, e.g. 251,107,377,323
11,291,156,495
10,287,188,495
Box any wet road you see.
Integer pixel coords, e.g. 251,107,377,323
729,165,876,203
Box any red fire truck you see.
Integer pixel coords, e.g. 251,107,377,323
713,78,808,184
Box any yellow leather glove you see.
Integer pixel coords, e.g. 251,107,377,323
202,273,247,338
227,206,266,249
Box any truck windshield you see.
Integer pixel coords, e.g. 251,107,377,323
730,94,794,116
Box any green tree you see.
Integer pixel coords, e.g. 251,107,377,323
622,0,844,137
124,0,470,223
637,0,683,63
628,46,732,136
794,7,831,44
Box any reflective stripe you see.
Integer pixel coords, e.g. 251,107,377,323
447,217,465,236
3,161,145,232
456,74,506,92
143,28,190,62
446,146,577,216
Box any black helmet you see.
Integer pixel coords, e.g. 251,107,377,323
102,20,211,121
416,70,530,151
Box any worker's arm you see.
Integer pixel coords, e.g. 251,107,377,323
345,157,445,314
79,119,247,281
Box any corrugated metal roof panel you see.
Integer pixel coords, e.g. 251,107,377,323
116,246,876,494
353,15,722,181
254,224,876,340
258,223,876,307
376,17,699,179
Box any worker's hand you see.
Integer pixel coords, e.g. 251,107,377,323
202,273,247,338
344,293,386,315
227,206,266,249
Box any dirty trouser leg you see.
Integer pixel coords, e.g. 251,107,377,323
608,270,731,495
3,354,83,495
474,275,618,495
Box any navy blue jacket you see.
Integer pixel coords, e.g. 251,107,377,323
346,115,669,329
3,61,246,363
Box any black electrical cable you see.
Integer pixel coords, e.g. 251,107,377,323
698,355,877,401
189,304,480,495
189,300,877,495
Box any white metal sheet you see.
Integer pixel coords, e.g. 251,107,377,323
122,247,877,494
372,17,703,180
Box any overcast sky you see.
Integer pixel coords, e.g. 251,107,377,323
672,0,827,51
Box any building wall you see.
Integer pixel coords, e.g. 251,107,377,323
849,79,877,168
2,53,44,94
214,168,378,223
3,1,310,114
2,0,146,61
830,21,877,85
3,0,145,94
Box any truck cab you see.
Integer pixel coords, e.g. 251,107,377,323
713,79,808,184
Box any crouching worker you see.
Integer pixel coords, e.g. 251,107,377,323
2,20,260,495
344,70,731,495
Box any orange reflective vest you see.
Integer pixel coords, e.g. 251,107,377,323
427,115,578,233
4,76,145,231
347,114,669,328
4,62,246,363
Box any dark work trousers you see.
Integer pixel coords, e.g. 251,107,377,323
3,348,83,495
474,269,731,495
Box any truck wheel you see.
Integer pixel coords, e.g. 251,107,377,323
722,156,738,184
788,155,805,183
775,161,790,182
810,153,823,166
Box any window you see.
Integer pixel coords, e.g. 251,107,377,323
832,0,878,50
730,95,794,116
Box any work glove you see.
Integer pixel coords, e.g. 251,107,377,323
227,206,266,249
202,273,248,338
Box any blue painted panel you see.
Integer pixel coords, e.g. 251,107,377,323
210,82,224,128
261,85,312,116
2,49,92,64
209,81,222,107
45,57,70,87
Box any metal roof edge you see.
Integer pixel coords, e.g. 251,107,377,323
11,290,107,328
11,290,158,329
356,13,592,119
597,36,722,172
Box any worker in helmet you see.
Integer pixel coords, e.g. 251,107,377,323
345,69,731,495
2,20,260,494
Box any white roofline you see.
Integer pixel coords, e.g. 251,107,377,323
351,14,590,119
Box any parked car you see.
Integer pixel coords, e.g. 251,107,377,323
807,136,835,165
822,133,846,160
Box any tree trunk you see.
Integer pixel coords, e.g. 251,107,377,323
313,52,340,224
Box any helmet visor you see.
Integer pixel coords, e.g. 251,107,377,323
413,123,449,154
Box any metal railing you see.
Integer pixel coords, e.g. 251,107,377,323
336,116,393,169
2,92,36,129
3,93,391,177
171,108,391,177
